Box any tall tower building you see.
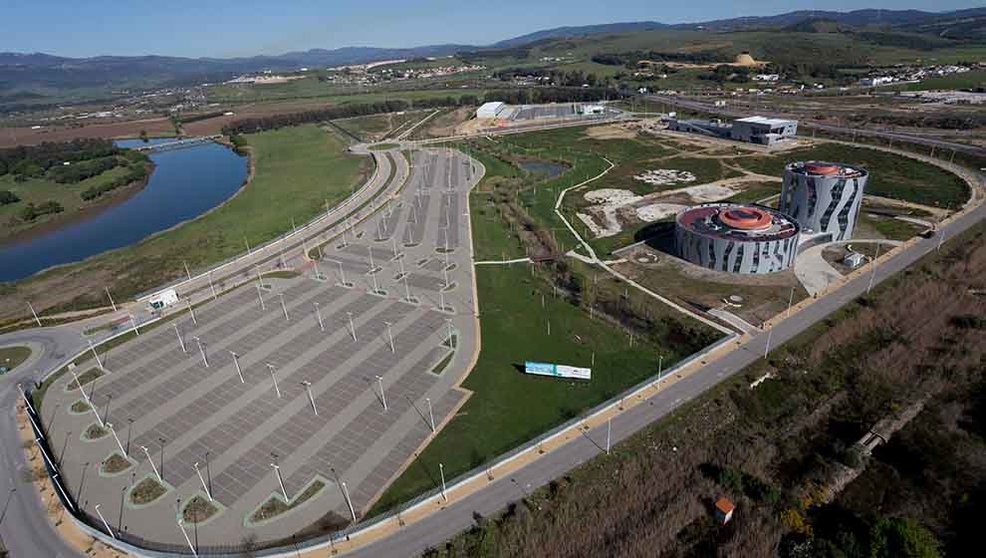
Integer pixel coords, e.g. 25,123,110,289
780,162,868,241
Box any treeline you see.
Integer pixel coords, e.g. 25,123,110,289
80,154,150,201
483,87,622,104
0,138,119,180
47,156,121,183
223,99,432,135
492,67,610,87
591,49,728,67
19,200,63,221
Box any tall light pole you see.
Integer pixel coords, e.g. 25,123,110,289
439,463,448,502
278,293,289,321
141,445,161,482
255,281,266,310
173,324,186,353
270,463,288,501
178,519,197,556
376,375,388,411
27,301,42,327
88,339,104,370
208,272,217,300
786,286,795,318
313,302,324,332
337,260,349,287
605,417,612,455
340,481,357,522
302,381,318,416
266,363,281,398
764,324,773,359
94,504,115,539
347,312,357,342
867,241,882,294
129,314,140,336
183,261,192,281
384,322,395,353
193,337,208,368
185,299,197,324
105,287,117,312
106,422,127,458
426,397,435,432
194,462,212,501
229,351,244,383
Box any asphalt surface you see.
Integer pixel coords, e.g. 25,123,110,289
343,191,986,557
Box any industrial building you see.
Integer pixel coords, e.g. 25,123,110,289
780,161,868,241
675,203,800,274
730,116,798,145
476,101,507,119
667,115,798,145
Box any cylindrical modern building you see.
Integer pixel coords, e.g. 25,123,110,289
780,161,868,241
675,203,800,274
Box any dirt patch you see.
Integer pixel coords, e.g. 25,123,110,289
584,124,637,140
0,118,176,148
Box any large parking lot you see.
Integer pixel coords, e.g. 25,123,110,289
43,147,480,550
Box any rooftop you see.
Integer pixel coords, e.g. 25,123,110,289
735,116,797,126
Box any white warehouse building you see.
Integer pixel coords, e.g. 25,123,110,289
730,116,798,145
476,101,506,119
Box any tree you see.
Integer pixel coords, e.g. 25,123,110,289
0,190,18,205
139,129,149,143
869,517,941,558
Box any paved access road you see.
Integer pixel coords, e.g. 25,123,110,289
344,193,986,557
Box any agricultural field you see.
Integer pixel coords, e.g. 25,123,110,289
332,110,432,142
0,125,370,321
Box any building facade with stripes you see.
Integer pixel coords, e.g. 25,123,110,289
780,161,868,241
675,203,800,275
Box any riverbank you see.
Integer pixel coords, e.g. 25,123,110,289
0,124,369,323
0,159,154,245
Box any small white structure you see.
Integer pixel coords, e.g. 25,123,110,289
580,104,605,115
476,101,506,119
148,288,179,310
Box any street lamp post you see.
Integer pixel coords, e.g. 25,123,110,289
194,462,212,501
229,351,244,383
302,381,318,416
439,463,448,502
376,375,388,411
129,314,140,336
88,339,104,370
94,504,115,539
193,337,209,368
314,302,324,331
270,463,288,501
173,324,186,353
141,445,161,482
426,397,435,432
384,322,395,353
185,299,197,325
266,363,281,398
278,293,289,321
105,287,117,312
347,312,357,342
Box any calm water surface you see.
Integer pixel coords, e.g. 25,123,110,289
0,139,247,281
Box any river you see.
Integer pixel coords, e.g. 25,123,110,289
0,138,247,282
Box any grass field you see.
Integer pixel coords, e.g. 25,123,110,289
1,125,370,321
370,264,717,515
333,110,431,142
370,128,722,515
733,142,969,208
0,345,31,372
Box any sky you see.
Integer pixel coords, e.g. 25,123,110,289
0,0,980,59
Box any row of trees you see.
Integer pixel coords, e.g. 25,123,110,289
223,87,622,135
591,49,728,68
0,138,119,180
492,67,608,87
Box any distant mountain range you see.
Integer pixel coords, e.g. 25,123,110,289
1,7,983,107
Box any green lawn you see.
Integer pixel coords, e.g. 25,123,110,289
731,142,969,209
4,125,370,319
0,345,31,372
334,110,431,142
370,264,714,515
